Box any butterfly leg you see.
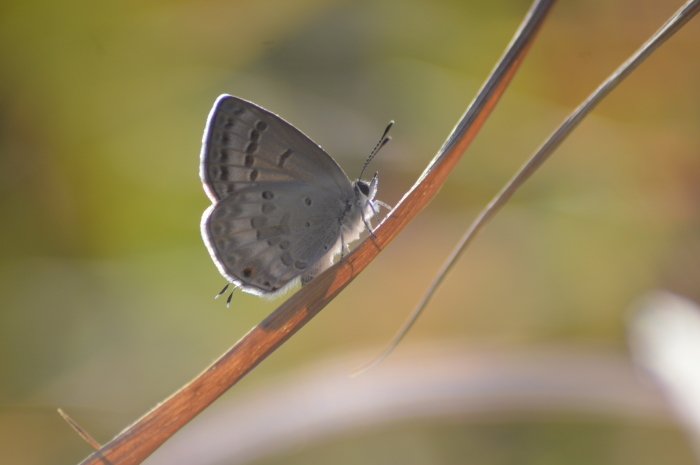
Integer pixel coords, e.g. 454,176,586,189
361,202,377,238
371,200,392,221
375,200,392,211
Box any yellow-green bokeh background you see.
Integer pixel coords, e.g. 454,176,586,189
1,0,700,463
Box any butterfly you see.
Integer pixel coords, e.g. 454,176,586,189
200,95,390,298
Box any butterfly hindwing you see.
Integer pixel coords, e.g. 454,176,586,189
201,177,352,295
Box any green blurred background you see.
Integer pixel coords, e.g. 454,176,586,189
1,0,700,463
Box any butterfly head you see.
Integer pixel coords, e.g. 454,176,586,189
354,172,378,202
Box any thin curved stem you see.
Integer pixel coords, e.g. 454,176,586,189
356,0,700,375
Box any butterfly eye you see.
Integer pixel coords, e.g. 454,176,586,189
357,181,370,196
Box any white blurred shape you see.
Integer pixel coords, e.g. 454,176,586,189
148,342,673,465
629,290,700,457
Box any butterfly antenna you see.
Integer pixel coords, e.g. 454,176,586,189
358,121,393,180
215,283,230,299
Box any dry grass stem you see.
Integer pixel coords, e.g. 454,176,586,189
77,1,556,464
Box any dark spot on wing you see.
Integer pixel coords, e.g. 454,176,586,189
262,191,274,200
243,267,253,278
217,148,229,163
209,223,228,237
251,217,267,228
281,252,293,266
278,149,292,167
255,120,268,131
304,198,312,206
211,166,230,182
294,261,307,270
249,169,258,181
245,155,254,167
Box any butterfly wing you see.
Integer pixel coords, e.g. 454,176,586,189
200,95,352,202
200,95,357,295
201,181,351,295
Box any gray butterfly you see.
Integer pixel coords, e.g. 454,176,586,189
200,95,389,297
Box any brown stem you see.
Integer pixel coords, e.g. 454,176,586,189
77,1,555,464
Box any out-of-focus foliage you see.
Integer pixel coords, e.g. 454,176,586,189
1,0,699,463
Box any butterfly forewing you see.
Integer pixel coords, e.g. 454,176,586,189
201,95,352,202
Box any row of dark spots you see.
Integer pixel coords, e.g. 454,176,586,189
244,122,264,177
214,114,264,158
211,164,257,183
211,164,261,183
280,252,307,270
215,137,290,184
244,128,262,178
246,139,258,179
216,128,259,149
